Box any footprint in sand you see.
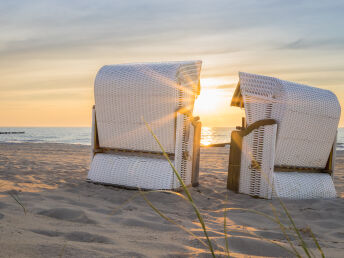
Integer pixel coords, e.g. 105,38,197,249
37,208,96,224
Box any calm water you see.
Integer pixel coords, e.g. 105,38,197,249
0,127,344,150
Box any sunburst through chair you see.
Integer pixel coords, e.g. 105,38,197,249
227,72,341,199
88,61,202,190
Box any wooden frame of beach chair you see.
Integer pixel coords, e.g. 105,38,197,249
227,73,341,199
88,61,202,190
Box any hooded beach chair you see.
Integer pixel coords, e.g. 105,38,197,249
227,72,341,199
88,61,202,190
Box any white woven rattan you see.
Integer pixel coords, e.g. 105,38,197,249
235,72,340,199
239,124,277,199
94,61,201,153
89,153,176,190
88,61,201,190
273,173,336,199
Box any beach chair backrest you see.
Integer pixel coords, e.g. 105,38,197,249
94,61,202,154
236,72,341,168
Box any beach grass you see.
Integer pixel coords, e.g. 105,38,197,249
141,119,325,257
8,192,27,215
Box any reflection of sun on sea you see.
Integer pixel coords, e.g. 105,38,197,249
193,76,237,146
200,127,213,146
194,90,224,146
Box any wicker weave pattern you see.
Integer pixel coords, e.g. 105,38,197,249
240,72,340,168
185,122,195,186
88,153,175,190
88,61,201,190
273,173,336,199
236,72,340,199
239,124,276,199
94,61,201,153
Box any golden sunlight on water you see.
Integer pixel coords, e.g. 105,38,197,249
200,127,214,146
193,76,245,128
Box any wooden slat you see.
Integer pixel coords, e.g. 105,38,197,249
91,106,102,158
274,166,329,173
191,121,202,187
227,130,243,192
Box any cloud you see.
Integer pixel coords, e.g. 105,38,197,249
281,38,344,50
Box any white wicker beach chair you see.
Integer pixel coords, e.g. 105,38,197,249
228,72,341,199
88,61,202,190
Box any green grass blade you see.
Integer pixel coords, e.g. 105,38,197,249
8,192,26,215
139,190,210,249
224,192,231,258
248,154,317,258
110,192,142,215
270,204,302,258
236,227,296,255
277,199,312,258
309,228,325,258
143,118,216,257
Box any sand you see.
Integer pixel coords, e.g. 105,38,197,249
0,142,343,257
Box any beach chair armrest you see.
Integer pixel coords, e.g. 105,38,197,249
191,120,201,187
91,105,102,158
228,119,278,198
174,109,201,187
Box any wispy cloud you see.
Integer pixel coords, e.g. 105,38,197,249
281,38,344,50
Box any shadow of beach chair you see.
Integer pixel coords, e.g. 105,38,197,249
227,72,341,199
88,61,202,190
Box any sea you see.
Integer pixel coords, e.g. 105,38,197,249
0,127,344,150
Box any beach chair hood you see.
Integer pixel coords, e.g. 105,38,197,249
228,72,341,199
88,61,202,190
94,61,201,154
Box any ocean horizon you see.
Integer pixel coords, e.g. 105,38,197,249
1,127,344,150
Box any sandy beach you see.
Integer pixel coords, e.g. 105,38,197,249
0,142,343,257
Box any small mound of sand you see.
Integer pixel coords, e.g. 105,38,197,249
227,236,292,257
31,229,112,244
65,231,113,244
31,229,61,237
38,208,96,224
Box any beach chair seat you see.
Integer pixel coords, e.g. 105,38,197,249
228,72,340,199
88,61,202,190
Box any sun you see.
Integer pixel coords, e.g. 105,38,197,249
194,89,223,113
193,76,237,114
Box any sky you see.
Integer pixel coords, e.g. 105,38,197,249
0,0,343,127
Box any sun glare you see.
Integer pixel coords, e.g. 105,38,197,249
194,89,223,113
200,76,237,88
194,77,237,115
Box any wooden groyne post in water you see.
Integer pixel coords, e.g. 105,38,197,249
0,132,25,134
